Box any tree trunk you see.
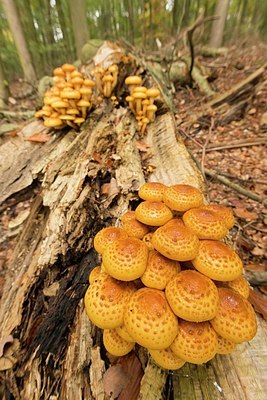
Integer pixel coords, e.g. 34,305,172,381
209,0,230,48
0,61,8,107
1,0,36,82
69,0,90,59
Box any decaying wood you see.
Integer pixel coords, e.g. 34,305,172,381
0,52,267,400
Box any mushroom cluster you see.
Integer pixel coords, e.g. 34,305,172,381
35,63,96,130
125,76,160,134
92,64,119,97
84,182,257,371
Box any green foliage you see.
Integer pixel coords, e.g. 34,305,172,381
1,0,267,81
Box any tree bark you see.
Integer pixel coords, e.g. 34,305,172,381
1,0,36,82
69,0,90,59
209,0,230,48
0,61,8,106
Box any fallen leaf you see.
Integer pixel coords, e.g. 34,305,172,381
245,263,266,272
259,286,267,296
27,132,50,143
135,141,151,152
103,364,130,398
251,246,265,256
101,177,119,199
92,151,102,163
249,289,267,320
234,207,258,220
117,352,144,400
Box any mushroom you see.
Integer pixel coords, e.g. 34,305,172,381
142,99,150,115
146,104,157,122
151,219,199,261
77,99,91,118
43,116,64,129
125,75,142,94
108,64,119,90
146,87,160,105
217,335,236,354
140,117,150,135
116,324,135,343
51,100,69,115
126,95,135,113
135,201,173,226
202,204,235,229
89,266,103,284
61,63,76,81
163,184,204,212
165,270,219,322
60,88,81,108
103,329,135,356
93,226,128,254
149,347,185,370
124,287,179,350
138,182,166,202
71,76,84,90
140,250,181,290
74,117,85,127
170,320,218,364
121,211,150,239
102,74,114,97
60,114,77,129
224,275,250,299
102,237,148,281
210,287,257,343
192,240,243,281
84,274,135,329
132,91,147,114
182,207,229,240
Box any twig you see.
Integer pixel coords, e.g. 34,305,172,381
201,116,214,177
195,137,267,152
205,169,267,206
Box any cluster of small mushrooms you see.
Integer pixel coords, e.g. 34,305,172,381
85,182,257,370
125,76,160,135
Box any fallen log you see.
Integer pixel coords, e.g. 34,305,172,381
0,45,266,400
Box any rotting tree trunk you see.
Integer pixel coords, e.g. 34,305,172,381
0,49,267,400
1,0,36,82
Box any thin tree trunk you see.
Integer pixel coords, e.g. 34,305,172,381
1,0,36,82
209,0,230,48
0,61,8,106
127,0,135,44
69,0,90,59
56,0,75,60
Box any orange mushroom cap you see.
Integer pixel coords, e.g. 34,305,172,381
121,211,150,239
102,237,149,281
138,182,166,202
210,287,257,343
192,240,243,281
202,204,235,229
135,201,173,226
103,329,135,357
163,184,204,212
165,270,219,322
183,207,228,240
151,219,200,261
116,324,135,343
140,250,181,290
149,347,185,370
124,288,179,350
84,274,135,329
224,275,250,299
88,265,103,284
170,320,218,364
217,335,236,355
93,226,128,254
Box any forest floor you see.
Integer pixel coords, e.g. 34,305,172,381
0,41,266,314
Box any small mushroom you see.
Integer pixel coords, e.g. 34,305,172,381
224,275,250,299
103,329,135,356
202,204,235,229
124,287,179,350
146,87,160,105
126,95,135,113
192,240,243,282
149,347,185,370
102,74,114,97
108,64,119,90
146,104,157,121
135,201,173,226
140,117,150,135
60,88,81,108
61,63,76,81
51,100,69,115
121,211,150,239
93,226,128,254
151,219,199,261
163,184,204,212
138,182,167,202
132,91,147,114
43,116,64,128
125,75,142,94
170,320,218,364
77,99,91,118
71,76,84,90
165,270,219,322
60,114,77,129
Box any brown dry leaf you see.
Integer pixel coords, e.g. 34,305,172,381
249,289,267,320
27,132,50,143
251,246,265,256
245,263,266,272
92,151,102,163
103,364,130,398
135,141,151,152
117,352,144,400
259,286,267,296
101,178,120,199
234,207,258,220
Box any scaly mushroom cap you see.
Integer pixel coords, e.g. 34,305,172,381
116,324,135,343
192,240,243,281
103,329,135,356
210,288,257,343
43,117,63,127
224,275,250,299
183,207,228,240
138,182,166,202
141,250,181,290
170,320,218,364
149,348,185,370
142,232,154,250
84,274,135,329
93,227,128,254
61,63,76,73
217,335,236,354
125,76,142,86
146,88,160,99
88,265,103,284
165,270,219,321
135,201,173,226
202,204,235,229
121,211,150,239
102,237,149,281
124,288,179,350
163,184,204,212
151,219,200,261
